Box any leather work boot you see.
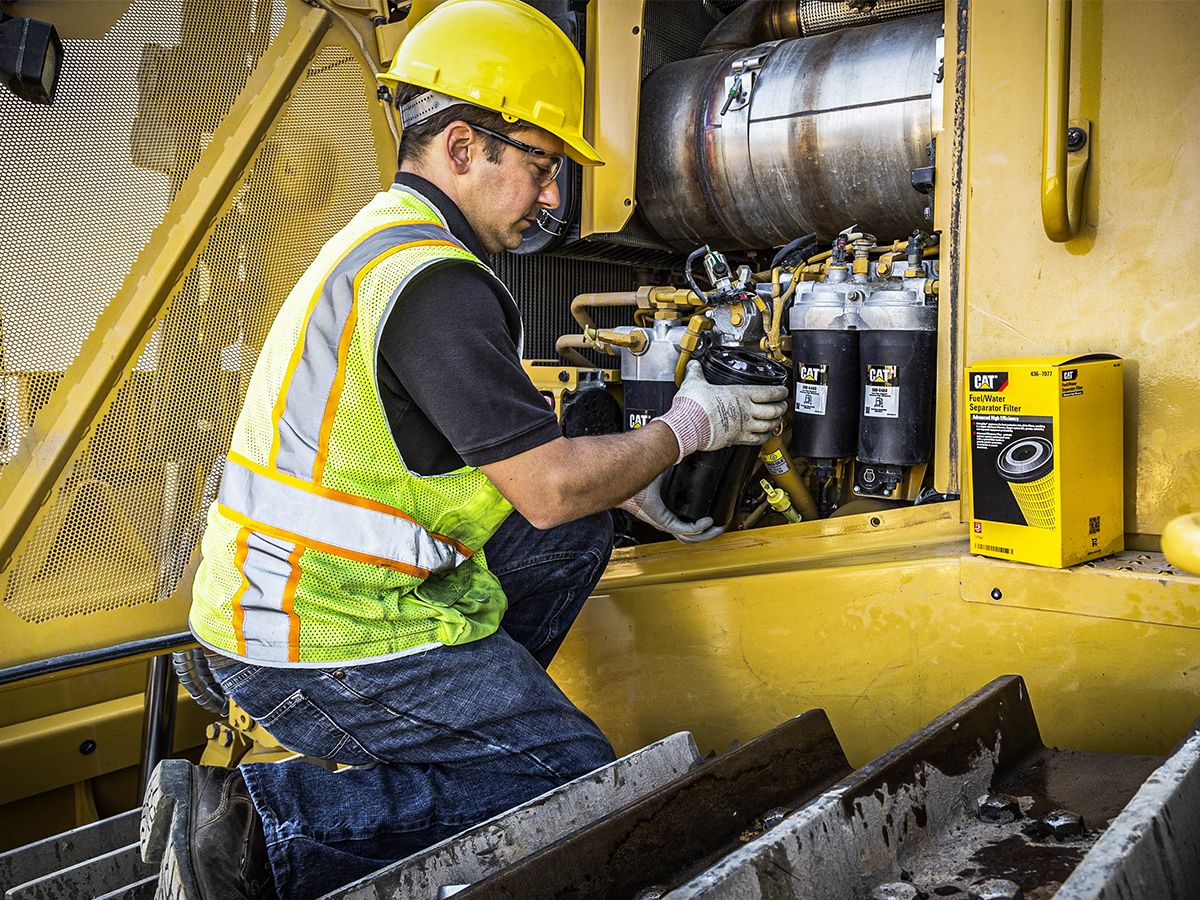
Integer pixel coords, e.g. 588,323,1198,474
141,759,276,899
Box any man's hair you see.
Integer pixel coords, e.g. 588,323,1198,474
394,83,525,167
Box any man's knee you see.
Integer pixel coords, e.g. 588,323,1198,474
555,724,617,781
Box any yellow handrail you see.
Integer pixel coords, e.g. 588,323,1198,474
1162,514,1200,577
1041,0,1091,242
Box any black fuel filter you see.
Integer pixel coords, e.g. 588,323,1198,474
857,329,935,466
791,329,860,462
664,348,790,527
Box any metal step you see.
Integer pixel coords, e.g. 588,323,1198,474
448,709,853,899
664,676,1169,898
322,730,704,899
433,676,1199,900
92,874,157,900
0,810,138,897
5,841,155,900
1057,727,1200,899
12,682,1200,899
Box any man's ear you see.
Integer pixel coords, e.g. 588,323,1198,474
443,121,475,175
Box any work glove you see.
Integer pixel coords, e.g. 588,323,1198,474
620,471,725,543
656,360,789,463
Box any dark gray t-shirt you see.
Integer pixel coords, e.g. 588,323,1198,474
376,174,561,476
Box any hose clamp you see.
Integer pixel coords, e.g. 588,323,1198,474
720,53,767,116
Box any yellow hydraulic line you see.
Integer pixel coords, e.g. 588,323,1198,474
0,4,332,578
758,435,818,521
1041,0,1091,242
674,314,714,387
584,327,648,354
1162,513,1200,577
570,291,640,331
556,334,612,367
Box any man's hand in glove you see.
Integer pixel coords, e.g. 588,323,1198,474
656,360,790,463
620,471,725,543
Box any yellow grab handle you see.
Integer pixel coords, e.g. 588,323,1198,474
1162,514,1200,578
1041,0,1091,242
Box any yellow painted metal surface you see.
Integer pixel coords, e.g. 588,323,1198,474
0,2,332,589
552,508,1200,766
933,0,965,497
581,0,645,237
0,685,208,807
960,0,1200,536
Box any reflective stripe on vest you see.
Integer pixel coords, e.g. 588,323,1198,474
219,453,472,574
225,219,477,660
230,528,302,662
270,221,461,480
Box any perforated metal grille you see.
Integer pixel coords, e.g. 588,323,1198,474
0,1,379,623
797,0,942,35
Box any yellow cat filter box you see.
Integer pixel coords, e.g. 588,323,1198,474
965,354,1124,568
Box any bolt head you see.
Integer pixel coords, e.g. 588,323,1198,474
1066,127,1087,151
991,588,1003,601
978,792,1021,824
1043,809,1084,840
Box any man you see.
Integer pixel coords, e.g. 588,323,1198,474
141,1,788,897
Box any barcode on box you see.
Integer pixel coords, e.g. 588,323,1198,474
974,543,1013,555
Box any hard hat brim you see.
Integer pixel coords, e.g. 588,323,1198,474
563,133,604,167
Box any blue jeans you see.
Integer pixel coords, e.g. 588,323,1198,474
211,510,616,899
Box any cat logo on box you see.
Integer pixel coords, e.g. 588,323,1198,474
970,371,1008,392
864,364,900,419
627,411,653,429
795,363,829,416
1061,367,1083,398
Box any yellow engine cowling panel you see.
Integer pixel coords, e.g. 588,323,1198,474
960,0,1200,538
552,506,1200,766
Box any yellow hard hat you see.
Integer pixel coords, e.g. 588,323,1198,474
379,0,603,166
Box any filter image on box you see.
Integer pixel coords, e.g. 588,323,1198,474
969,414,1055,529
997,436,1055,530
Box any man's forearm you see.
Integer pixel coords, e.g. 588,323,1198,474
557,422,679,518
482,422,679,529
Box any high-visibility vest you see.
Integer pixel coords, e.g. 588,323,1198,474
191,186,515,665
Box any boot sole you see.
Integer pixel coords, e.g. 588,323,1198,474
140,759,204,900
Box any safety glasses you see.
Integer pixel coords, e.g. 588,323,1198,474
469,123,564,187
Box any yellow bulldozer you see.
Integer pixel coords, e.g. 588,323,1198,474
1,0,1198,896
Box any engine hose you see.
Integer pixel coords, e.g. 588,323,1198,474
764,262,802,363
171,648,229,715
684,245,714,302
759,435,819,520
770,233,818,269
